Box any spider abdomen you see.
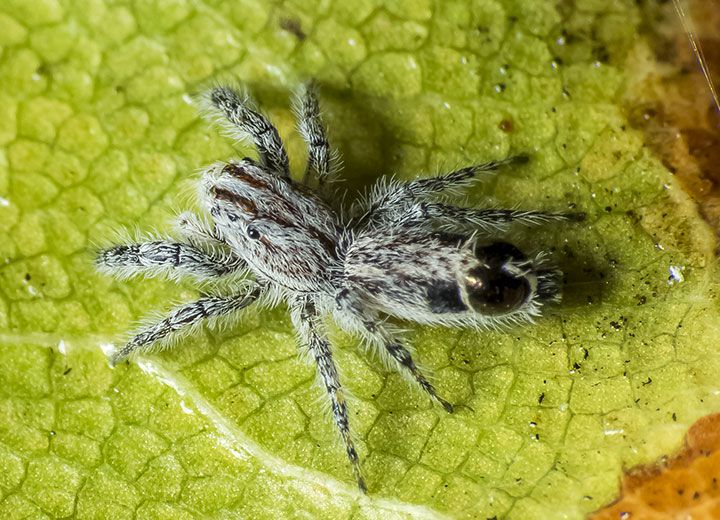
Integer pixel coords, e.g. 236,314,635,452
343,233,474,323
343,234,559,326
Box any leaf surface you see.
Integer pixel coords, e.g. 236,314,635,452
1,0,719,518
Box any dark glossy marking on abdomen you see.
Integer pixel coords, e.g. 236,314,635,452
427,279,468,313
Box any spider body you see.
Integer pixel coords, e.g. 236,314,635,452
97,82,580,493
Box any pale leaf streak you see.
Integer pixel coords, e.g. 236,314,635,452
0,333,117,347
3,335,449,516
137,358,452,519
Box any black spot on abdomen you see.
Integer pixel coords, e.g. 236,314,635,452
427,279,467,313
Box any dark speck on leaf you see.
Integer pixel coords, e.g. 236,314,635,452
279,17,306,41
538,392,545,404
63,367,72,375
36,63,51,77
593,45,610,63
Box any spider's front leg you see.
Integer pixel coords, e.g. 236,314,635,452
110,284,263,366
205,86,290,177
96,238,246,282
291,297,366,493
293,81,336,186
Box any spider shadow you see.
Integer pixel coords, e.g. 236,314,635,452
553,248,612,311
314,85,413,194
245,79,420,200
509,225,614,312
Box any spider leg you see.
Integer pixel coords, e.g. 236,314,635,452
334,294,454,413
396,202,584,232
110,286,262,366
291,298,366,493
385,341,454,412
294,81,335,185
354,156,526,229
96,240,247,282
402,155,528,201
364,322,454,413
206,86,290,177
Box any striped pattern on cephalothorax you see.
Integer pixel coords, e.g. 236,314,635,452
95,81,583,494
202,159,342,293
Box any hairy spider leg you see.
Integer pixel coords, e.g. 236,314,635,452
110,287,262,366
293,81,336,185
385,341,454,413
401,155,529,201
207,86,291,178
394,203,585,232
355,155,528,228
361,319,454,413
292,298,367,493
96,240,247,282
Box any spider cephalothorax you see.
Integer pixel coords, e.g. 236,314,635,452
96,81,581,492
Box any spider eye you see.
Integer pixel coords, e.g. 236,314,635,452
247,226,261,240
465,242,531,315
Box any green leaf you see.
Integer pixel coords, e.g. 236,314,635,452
1,0,719,518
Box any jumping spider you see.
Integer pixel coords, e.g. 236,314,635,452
96,82,581,492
